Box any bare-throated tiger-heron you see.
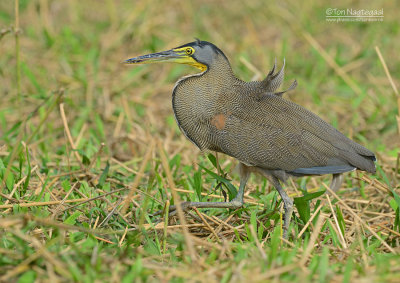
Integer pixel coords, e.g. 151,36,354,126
125,40,376,238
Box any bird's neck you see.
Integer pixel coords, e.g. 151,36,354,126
206,57,235,80
172,57,237,149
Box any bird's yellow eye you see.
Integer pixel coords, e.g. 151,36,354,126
185,48,194,55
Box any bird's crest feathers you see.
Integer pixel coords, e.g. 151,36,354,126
262,59,297,97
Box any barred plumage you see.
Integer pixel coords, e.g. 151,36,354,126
126,40,376,238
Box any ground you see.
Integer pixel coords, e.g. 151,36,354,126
0,0,400,282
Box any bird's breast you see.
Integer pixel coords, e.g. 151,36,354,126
172,75,222,150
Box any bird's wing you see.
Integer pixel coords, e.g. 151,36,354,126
212,94,375,174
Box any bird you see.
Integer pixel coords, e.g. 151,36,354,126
125,39,376,238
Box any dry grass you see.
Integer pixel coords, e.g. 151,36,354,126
1,0,400,282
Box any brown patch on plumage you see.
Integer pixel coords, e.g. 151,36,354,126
211,114,227,130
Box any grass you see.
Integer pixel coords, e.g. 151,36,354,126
1,0,400,281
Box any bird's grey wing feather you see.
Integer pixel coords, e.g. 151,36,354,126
289,165,356,176
215,114,341,172
212,93,375,174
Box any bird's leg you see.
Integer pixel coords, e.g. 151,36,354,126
230,163,250,204
164,163,250,215
271,177,293,239
330,173,344,192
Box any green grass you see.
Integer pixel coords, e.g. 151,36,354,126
1,0,400,281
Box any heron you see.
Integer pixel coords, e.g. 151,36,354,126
125,39,376,237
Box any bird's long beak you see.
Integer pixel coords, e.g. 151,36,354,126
125,49,184,64
124,48,207,71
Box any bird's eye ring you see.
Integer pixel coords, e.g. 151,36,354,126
186,48,193,55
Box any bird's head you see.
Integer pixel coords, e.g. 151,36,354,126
125,39,228,71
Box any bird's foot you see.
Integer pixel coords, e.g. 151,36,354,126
152,200,243,217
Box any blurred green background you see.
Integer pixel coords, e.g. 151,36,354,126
1,0,399,282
